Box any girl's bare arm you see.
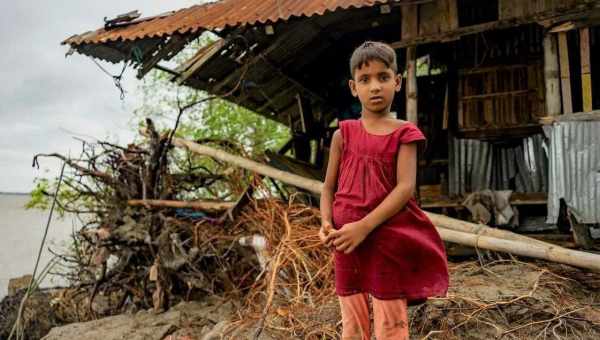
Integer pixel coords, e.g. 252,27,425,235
320,130,342,226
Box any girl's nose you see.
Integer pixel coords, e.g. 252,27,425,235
370,82,382,92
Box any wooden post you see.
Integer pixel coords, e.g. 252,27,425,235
580,28,593,112
402,4,419,123
406,47,418,123
445,0,459,31
293,94,313,162
543,34,561,116
558,32,573,114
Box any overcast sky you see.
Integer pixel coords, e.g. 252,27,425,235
0,1,198,193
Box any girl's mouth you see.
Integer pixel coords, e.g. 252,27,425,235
370,96,384,103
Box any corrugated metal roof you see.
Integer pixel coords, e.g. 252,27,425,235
545,121,600,224
63,0,391,46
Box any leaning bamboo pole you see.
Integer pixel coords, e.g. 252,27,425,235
162,134,600,272
439,228,600,272
169,135,322,193
426,212,550,247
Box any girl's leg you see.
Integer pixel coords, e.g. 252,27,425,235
338,293,370,340
372,297,409,340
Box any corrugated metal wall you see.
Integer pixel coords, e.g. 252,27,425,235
545,121,600,224
449,134,548,196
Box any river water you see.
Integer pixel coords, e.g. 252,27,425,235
0,193,73,299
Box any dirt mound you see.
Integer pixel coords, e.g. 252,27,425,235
412,260,600,339
41,297,276,340
0,289,66,340
35,259,600,339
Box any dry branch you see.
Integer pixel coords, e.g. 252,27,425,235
127,199,235,212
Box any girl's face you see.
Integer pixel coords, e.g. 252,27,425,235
349,59,402,115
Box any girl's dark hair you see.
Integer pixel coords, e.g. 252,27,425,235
349,41,398,78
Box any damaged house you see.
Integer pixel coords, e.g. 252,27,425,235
62,0,600,247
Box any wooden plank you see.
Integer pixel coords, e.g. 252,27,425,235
539,109,600,124
419,2,440,36
543,34,561,116
402,3,419,124
406,46,418,123
457,75,464,128
443,83,449,130
499,0,515,20
402,4,419,40
558,32,573,114
461,89,531,100
256,86,296,113
175,38,226,85
296,94,308,133
445,0,459,31
137,34,193,79
211,22,321,94
484,71,494,125
580,27,593,112
550,21,578,33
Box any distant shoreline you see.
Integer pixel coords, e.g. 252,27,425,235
0,192,29,196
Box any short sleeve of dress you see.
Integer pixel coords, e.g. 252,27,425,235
338,120,349,149
399,122,426,144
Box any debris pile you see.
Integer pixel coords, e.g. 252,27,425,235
3,120,600,339
11,119,336,338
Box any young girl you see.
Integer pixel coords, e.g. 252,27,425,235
319,41,449,340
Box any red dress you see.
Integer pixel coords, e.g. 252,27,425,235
332,119,448,304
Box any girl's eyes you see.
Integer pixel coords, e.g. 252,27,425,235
358,74,390,83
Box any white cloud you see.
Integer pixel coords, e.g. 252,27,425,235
0,0,198,192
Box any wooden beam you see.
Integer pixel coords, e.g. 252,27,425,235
443,0,459,31
256,85,296,113
543,34,561,116
549,11,600,33
174,38,227,85
258,55,327,105
296,93,307,133
580,27,593,112
457,73,464,128
391,4,600,49
210,52,326,113
401,4,419,40
211,23,320,94
443,83,449,129
558,32,573,114
540,110,600,124
402,4,419,124
136,34,194,79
